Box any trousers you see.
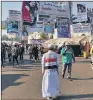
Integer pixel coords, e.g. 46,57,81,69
13,55,19,66
62,63,72,78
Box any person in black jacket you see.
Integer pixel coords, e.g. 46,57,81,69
1,44,5,67
19,45,24,60
32,44,38,62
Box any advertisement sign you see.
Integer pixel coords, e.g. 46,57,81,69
39,2,70,18
44,22,54,33
57,17,71,38
77,4,87,22
9,10,21,21
27,21,44,32
39,14,50,21
72,23,91,33
7,21,19,34
22,1,39,26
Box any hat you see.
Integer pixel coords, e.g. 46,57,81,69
48,44,54,49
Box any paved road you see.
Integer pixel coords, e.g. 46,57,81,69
1,55,93,100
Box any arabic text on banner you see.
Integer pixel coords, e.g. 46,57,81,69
26,21,44,33
9,10,21,21
39,2,70,18
72,23,91,33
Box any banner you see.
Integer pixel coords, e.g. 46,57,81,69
22,1,39,26
77,4,87,22
9,10,21,21
27,21,44,32
39,2,70,18
57,17,70,38
39,14,50,21
7,21,19,34
44,22,54,33
72,23,91,33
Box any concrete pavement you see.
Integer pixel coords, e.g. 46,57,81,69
1,55,93,100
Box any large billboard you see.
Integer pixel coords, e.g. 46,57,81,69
9,10,21,21
22,1,39,26
77,4,87,22
39,2,70,18
26,21,44,33
72,23,91,33
44,22,54,33
57,17,71,38
7,21,19,34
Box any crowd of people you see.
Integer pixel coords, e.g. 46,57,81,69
1,40,93,100
1,42,44,67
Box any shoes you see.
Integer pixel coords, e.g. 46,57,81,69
67,77,72,81
47,97,53,100
62,74,64,78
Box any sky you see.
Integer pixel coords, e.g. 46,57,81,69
1,1,93,21
2,1,22,21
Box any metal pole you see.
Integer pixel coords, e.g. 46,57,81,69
90,18,93,45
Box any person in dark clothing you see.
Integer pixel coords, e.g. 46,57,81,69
2,45,6,62
28,45,33,60
12,44,19,67
40,45,44,57
1,47,5,67
7,46,12,63
32,45,38,62
19,45,24,60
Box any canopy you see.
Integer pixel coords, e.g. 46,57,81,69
43,36,90,48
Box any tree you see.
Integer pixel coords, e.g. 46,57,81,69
40,33,49,39
1,25,6,30
50,34,53,39
2,35,8,40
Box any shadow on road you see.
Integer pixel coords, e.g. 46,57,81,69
54,94,93,100
72,77,93,80
1,74,28,91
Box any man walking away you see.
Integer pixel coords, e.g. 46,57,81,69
1,46,5,67
19,45,24,60
12,44,19,67
7,45,12,63
28,45,33,60
42,44,60,100
32,45,38,62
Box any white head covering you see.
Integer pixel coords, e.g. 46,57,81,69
48,44,54,49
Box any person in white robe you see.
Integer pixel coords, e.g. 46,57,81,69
42,44,60,100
